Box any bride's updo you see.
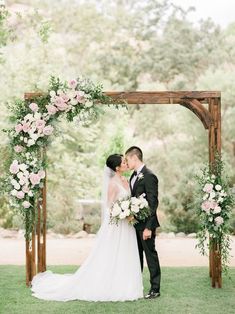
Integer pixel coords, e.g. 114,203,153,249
106,154,123,172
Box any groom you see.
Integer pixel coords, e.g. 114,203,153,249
125,146,161,299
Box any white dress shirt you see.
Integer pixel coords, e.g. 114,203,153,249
131,164,145,189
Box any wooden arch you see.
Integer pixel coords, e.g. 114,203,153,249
24,91,222,288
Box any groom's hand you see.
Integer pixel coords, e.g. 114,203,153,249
143,228,152,240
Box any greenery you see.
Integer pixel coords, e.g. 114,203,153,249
0,265,234,314
195,156,234,271
0,0,235,234
2,75,120,240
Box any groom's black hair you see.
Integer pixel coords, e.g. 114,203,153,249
106,154,123,172
125,146,143,161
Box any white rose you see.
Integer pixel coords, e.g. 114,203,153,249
30,133,39,141
50,90,56,98
24,113,34,121
70,98,78,106
17,172,24,179
121,200,130,211
19,163,28,172
131,197,139,205
112,203,121,217
215,184,222,191
209,191,216,199
14,183,21,190
85,101,93,108
131,205,139,213
11,179,18,186
27,139,35,147
213,205,221,214
22,201,31,209
203,194,208,200
11,189,18,196
124,209,130,217
141,198,148,207
28,191,33,197
119,212,127,219
34,112,41,120
215,216,224,225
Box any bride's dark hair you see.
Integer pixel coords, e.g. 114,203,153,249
106,154,123,172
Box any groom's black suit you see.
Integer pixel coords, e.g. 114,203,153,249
130,165,161,293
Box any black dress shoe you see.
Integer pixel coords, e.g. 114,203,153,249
144,290,160,299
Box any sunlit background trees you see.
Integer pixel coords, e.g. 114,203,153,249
0,0,234,234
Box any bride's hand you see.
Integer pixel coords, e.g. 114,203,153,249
127,215,135,223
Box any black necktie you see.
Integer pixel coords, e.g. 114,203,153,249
133,171,137,176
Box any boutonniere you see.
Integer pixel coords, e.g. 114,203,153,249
137,173,144,181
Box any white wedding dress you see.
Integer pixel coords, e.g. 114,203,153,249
31,176,143,302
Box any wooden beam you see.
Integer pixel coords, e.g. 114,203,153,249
180,99,213,129
24,91,221,104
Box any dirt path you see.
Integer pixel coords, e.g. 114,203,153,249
1,237,235,267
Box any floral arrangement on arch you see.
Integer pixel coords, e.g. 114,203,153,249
4,76,116,239
196,156,234,272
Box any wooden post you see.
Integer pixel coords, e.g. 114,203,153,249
36,148,47,273
25,148,47,285
208,97,222,288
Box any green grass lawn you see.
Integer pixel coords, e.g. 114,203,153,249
0,266,234,314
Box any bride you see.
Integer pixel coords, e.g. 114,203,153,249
31,154,143,302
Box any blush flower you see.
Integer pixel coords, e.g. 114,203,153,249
203,183,214,194
16,191,25,199
68,79,78,89
22,123,31,133
29,103,38,112
35,119,46,130
46,104,57,115
10,160,19,174
215,216,224,225
22,201,31,208
15,124,23,133
38,170,46,179
14,145,23,153
43,125,54,136
29,173,41,185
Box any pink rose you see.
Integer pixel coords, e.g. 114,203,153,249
14,145,23,153
38,170,46,179
29,102,38,112
201,200,212,213
16,191,25,199
22,201,31,208
203,183,213,194
10,160,19,174
35,119,46,130
61,93,70,102
22,185,30,193
68,79,78,89
55,97,68,111
29,173,41,185
43,125,54,136
46,104,57,115
15,124,23,133
22,122,31,133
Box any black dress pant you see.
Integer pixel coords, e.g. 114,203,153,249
136,229,161,292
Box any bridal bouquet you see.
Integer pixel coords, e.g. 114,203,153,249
110,193,151,225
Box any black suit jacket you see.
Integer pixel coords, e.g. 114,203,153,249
130,165,160,230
